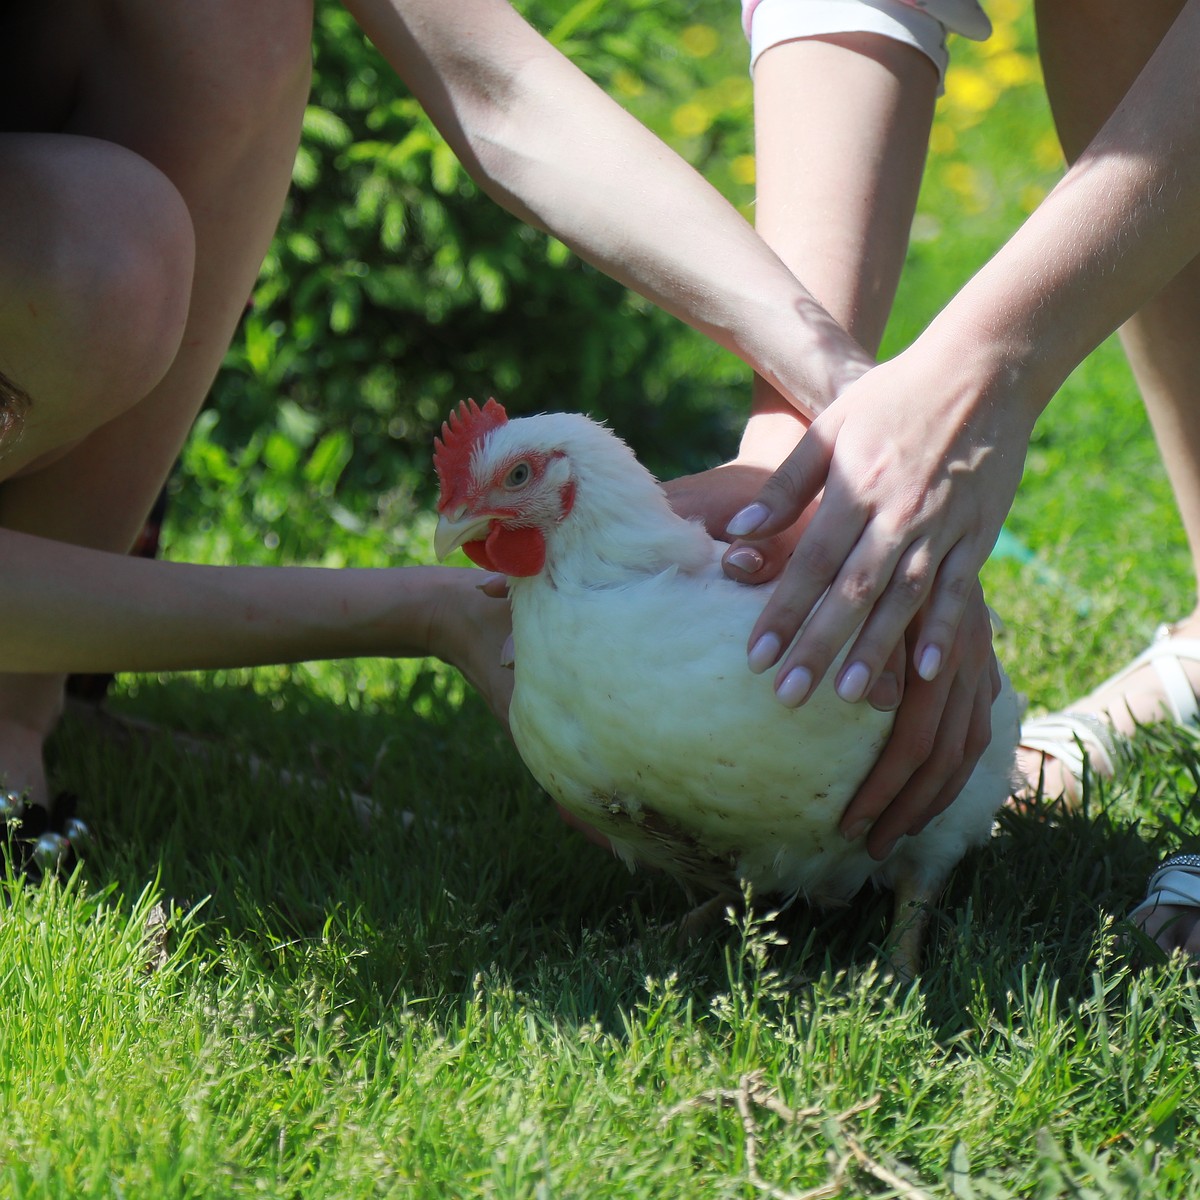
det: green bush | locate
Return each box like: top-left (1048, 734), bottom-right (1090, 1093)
top-left (195, 0), bottom-right (757, 553)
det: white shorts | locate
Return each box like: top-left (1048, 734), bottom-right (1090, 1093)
top-left (742, 0), bottom-right (991, 82)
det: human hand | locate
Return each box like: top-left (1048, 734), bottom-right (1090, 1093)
top-left (727, 344), bottom-right (1032, 707)
top-left (457, 572), bottom-right (613, 849)
top-left (663, 400), bottom-right (904, 713)
top-left (838, 583), bottom-right (999, 859)
top-left (426, 570), bottom-right (516, 735)
top-left (661, 401), bottom-right (814, 583)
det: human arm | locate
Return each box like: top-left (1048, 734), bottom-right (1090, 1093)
top-left (0, 530), bottom-right (513, 719)
top-left (341, 0), bottom-right (873, 418)
top-left (731, 0), bottom-right (1200, 705)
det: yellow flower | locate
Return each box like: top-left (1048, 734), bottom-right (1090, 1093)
top-left (612, 68), bottom-right (645, 98)
top-left (986, 51), bottom-right (1040, 88)
top-left (988, 0), bottom-right (1024, 25)
top-left (709, 75), bottom-right (753, 110)
top-left (681, 24), bottom-right (719, 58)
top-left (944, 66), bottom-right (1000, 113)
top-left (671, 102), bottom-right (712, 138)
top-left (941, 161), bottom-right (987, 212)
top-left (978, 23), bottom-right (1017, 56)
top-left (730, 154), bottom-right (756, 186)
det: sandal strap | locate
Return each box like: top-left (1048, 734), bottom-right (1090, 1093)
top-left (1129, 852), bottom-right (1200, 926)
top-left (1019, 710), bottom-right (1121, 781)
top-left (1095, 624), bottom-right (1200, 726)
top-left (1142, 625), bottom-right (1200, 724)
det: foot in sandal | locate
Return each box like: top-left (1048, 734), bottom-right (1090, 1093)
top-left (1018, 616), bottom-right (1200, 801)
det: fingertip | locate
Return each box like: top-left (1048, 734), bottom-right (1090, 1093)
top-left (836, 661), bottom-right (871, 705)
top-left (477, 572), bottom-right (509, 598)
top-left (774, 665), bottom-right (813, 707)
top-left (866, 670), bottom-right (901, 712)
top-left (725, 502), bottom-right (771, 538)
top-left (841, 817), bottom-right (871, 843)
top-left (916, 644), bottom-right (942, 682)
top-left (748, 632), bottom-right (782, 675)
top-left (724, 545), bottom-right (765, 577)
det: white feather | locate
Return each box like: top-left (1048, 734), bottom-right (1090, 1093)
top-left (481, 413), bottom-right (1018, 912)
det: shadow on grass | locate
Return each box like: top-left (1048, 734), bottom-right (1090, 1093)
top-left (42, 667), bottom-right (1200, 1044)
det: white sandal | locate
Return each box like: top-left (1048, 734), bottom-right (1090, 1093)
top-left (1020, 623), bottom-right (1200, 797)
top-left (1128, 853), bottom-right (1200, 950)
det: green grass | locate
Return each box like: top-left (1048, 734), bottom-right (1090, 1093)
top-left (9, 4), bottom-right (1200, 1198)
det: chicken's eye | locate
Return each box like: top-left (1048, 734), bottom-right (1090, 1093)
top-left (503, 462), bottom-right (532, 489)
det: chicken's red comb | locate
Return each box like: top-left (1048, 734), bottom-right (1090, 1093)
top-left (433, 397), bottom-right (509, 508)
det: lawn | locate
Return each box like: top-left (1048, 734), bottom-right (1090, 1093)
top-left (5, 2), bottom-right (1200, 1198)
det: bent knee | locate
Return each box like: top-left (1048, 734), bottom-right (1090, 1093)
top-left (0, 136), bottom-right (195, 439)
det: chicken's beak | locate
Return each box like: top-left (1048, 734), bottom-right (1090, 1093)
top-left (434, 508), bottom-right (495, 561)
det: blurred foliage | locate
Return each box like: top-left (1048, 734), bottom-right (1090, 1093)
top-left (194, 0), bottom-right (757, 555)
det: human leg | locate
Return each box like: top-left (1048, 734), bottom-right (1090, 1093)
top-left (727, 26), bottom-right (939, 535)
top-left (0, 0), bottom-right (314, 807)
top-left (1023, 0), bottom-right (1200, 954)
top-left (1019, 0), bottom-right (1200, 801)
top-left (751, 29), bottom-right (938, 355)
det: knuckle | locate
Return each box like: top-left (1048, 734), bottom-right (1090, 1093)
top-left (939, 570), bottom-right (976, 607)
top-left (794, 537), bottom-right (841, 582)
top-left (886, 569), bottom-right (929, 611)
top-left (837, 568), bottom-right (878, 610)
top-left (904, 726), bottom-right (939, 765)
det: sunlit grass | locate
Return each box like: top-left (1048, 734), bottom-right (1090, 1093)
top-left (11, 2), bottom-right (1200, 1196)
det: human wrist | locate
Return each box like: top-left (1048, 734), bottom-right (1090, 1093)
top-left (737, 282), bottom-right (872, 420)
top-left (915, 298), bottom-right (1056, 437)
top-left (737, 386), bottom-right (812, 469)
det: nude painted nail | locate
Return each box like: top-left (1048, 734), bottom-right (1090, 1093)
top-left (775, 666), bottom-right (813, 707)
top-left (748, 632), bottom-right (782, 674)
top-left (725, 502), bottom-right (770, 538)
top-left (725, 546), bottom-right (765, 575)
top-left (837, 661), bottom-right (870, 704)
top-left (917, 645), bottom-right (942, 681)
top-left (842, 818), bottom-right (870, 843)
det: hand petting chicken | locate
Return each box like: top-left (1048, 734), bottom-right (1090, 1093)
top-left (433, 399), bottom-right (1018, 972)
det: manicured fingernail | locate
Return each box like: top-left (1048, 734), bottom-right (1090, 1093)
top-left (500, 634), bottom-right (515, 669)
top-left (725, 502), bottom-right (770, 538)
top-left (775, 666), bottom-right (813, 707)
top-left (748, 633), bottom-right (782, 674)
top-left (725, 546), bottom-right (765, 575)
top-left (837, 661), bottom-right (870, 704)
top-left (917, 645), bottom-right (942, 681)
top-left (842, 819), bottom-right (870, 843)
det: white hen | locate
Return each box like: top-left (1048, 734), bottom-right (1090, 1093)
top-left (434, 399), bottom-right (1018, 969)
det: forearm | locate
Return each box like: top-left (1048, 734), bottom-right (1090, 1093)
top-left (0, 530), bottom-right (455, 673)
top-left (344, 0), bottom-right (871, 417)
top-left (923, 0), bottom-right (1200, 415)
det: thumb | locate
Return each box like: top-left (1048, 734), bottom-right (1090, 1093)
top-left (724, 421), bottom-right (834, 541)
top-left (722, 532), bottom-right (792, 584)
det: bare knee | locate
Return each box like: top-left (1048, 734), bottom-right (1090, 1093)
top-left (0, 135), bottom-right (196, 449)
